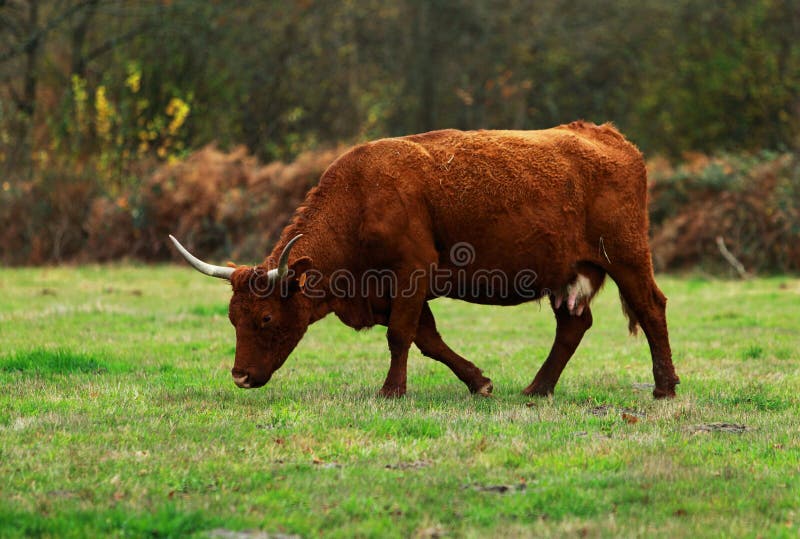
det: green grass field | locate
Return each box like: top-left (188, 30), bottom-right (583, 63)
top-left (1, 267), bottom-right (798, 538)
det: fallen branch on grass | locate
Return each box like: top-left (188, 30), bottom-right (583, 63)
top-left (716, 236), bottom-right (751, 279)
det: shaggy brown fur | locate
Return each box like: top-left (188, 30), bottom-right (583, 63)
top-left (218, 121), bottom-right (679, 398)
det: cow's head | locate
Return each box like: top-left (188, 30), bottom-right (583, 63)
top-left (170, 235), bottom-right (314, 389)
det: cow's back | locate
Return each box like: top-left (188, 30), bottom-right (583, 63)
top-left (406, 124), bottom-right (644, 281)
top-left (404, 122), bottom-right (642, 211)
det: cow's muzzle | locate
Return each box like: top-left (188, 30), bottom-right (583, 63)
top-left (231, 369), bottom-right (268, 389)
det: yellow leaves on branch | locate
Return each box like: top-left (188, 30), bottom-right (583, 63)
top-left (94, 86), bottom-right (115, 140)
top-left (125, 63), bottom-right (141, 94)
top-left (71, 75), bottom-right (89, 135)
top-left (157, 97), bottom-right (190, 160)
top-left (68, 67), bottom-right (189, 163)
top-left (165, 97), bottom-right (190, 136)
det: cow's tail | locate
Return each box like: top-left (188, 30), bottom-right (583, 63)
top-left (620, 292), bottom-right (640, 335)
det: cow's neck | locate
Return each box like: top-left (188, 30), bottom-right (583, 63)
top-left (265, 186), bottom-right (360, 322)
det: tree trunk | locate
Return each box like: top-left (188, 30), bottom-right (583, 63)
top-left (9, 0), bottom-right (40, 178)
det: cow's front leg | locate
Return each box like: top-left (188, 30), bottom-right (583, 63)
top-left (380, 294), bottom-right (425, 398)
top-left (415, 302), bottom-right (492, 395)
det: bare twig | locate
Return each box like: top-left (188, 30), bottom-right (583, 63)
top-left (715, 236), bottom-right (751, 279)
top-left (83, 20), bottom-right (150, 64)
top-left (0, 0), bottom-right (97, 64)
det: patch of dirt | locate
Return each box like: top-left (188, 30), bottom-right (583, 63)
top-left (385, 460), bottom-right (432, 470)
top-left (465, 482), bottom-right (527, 494)
top-left (690, 423), bottom-right (750, 433)
top-left (414, 525), bottom-right (448, 539)
top-left (588, 404), bottom-right (613, 417)
top-left (312, 458), bottom-right (341, 469)
top-left (587, 405), bottom-right (645, 423)
top-left (46, 489), bottom-right (78, 499)
top-left (207, 530), bottom-right (300, 539)
top-left (572, 431), bottom-right (613, 440)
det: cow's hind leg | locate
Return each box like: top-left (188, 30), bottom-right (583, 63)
top-left (608, 263), bottom-right (680, 399)
top-left (523, 300), bottom-right (593, 396)
top-left (414, 302), bottom-right (493, 396)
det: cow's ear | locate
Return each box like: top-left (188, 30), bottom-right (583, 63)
top-left (288, 256), bottom-right (314, 292)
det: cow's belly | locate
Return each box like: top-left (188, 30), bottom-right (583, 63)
top-left (429, 263), bottom-right (554, 305)
top-left (427, 208), bottom-right (588, 304)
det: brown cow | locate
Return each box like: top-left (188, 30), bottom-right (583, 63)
top-left (170, 122), bottom-right (680, 399)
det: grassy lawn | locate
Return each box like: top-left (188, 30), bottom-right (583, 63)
top-left (1, 266), bottom-right (798, 538)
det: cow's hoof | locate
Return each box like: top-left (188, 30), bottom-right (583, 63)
top-left (522, 383), bottom-right (554, 397)
top-left (378, 385), bottom-right (406, 398)
top-left (653, 387), bottom-right (677, 399)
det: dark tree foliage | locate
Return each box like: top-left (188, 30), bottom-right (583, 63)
top-left (1, 0), bottom-right (799, 174)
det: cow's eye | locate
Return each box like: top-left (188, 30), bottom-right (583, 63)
top-left (261, 314), bottom-right (272, 326)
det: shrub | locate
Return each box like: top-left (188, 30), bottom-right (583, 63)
top-left (2, 146), bottom-right (798, 275)
top-left (0, 168), bottom-right (98, 264)
top-left (648, 152), bottom-right (800, 274)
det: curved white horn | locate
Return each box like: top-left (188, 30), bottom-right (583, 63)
top-left (266, 234), bottom-right (303, 281)
top-left (168, 235), bottom-right (235, 280)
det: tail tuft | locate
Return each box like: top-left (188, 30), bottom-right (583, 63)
top-left (620, 292), bottom-right (639, 335)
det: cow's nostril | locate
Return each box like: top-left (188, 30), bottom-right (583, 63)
top-left (232, 371), bottom-right (250, 388)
